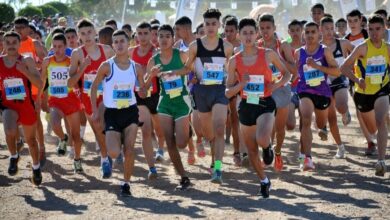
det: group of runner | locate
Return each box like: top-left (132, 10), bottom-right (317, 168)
top-left (0, 3), bottom-right (389, 198)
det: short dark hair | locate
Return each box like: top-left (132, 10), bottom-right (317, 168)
top-left (104, 19), bottom-right (117, 28)
top-left (52, 33), bottom-right (67, 45)
top-left (368, 14), bottom-right (385, 26)
top-left (51, 27), bottom-right (65, 36)
top-left (225, 17), bottom-right (238, 29)
top-left (324, 13), bottom-right (333, 18)
top-left (374, 9), bottom-right (388, 18)
top-left (288, 19), bottom-right (302, 29)
top-left (203, 8), bottom-right (222, 20)
top-left (77, 19), bottom-right (94, 30)
top-left (65, 27), bottom-right (77, 35)
top-left (304, 21), bottom-right (319, 29)
top-left (196, 23), bottom-right (204, 34)
top-left (362, 15), bottom-right (367, 23)
top-left (238, 17), bottom-right (257, 32)
top-left (336, 18), bottom-right (347, 25)
top-left (311, 3), bottom-right (324, 12)
top-left (112, 29), bottom-right (129, 40)
top-left (151, 23), bottom-right (160, 31)
top-left (175, 16), bottom-right (192, 26)
top-left (149, 18), bottom-right (160, 25)
top-left (347, 9), bottom-right (362, 19)
top-left (136, 21), bottom-right (151, 30)
top-left (320, 17), bottom-right (334, 26)
top-left (4, 31), bottom-right (21, 42)
top-left (14, 17), bottom-right (29, 26)
top-left (158, 24), bottom-right (174, 36)
top-left (29, 24), bottom-right (37, 32)
top-left (35, 29), bottom-right (42, 38)
top-left (98, 26), bottom-right (114, 39)
top-left (122, 24), bottom-right (132, 32)
top-left (258, 13), bottom-right (275, 25)
top-left (222, 14), bottom-right (234, 25)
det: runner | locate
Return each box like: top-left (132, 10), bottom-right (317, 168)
top-left (91, 30), bottom-right (141, 196)
top-left (0, 31), bottom-right (43, 185)
top-left (226, 18), bottom-right (290, 197)
top-left (336, 18), bottom-right (348, 38)
top-left (341, 15), bottom-right (389, 176)
top-left (146, 24), bottom-right (192, 190)
top-left (310, 3), bottom-right (325, 25)
top-left (295, 22), bottom-right (340, 171)
top-left (68, 19), bottom-right (114, 176)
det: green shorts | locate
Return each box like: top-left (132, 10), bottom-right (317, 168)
top-left (157, 95), bottom-right (192, 120)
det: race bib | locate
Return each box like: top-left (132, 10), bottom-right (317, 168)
top-left (243, 75), bottom-right (264, 105)
top-left (113, 83), bottom-right (132, 109)
top-left (303, 62), bottom-right (325, 87)
top-left (270, 65), bottom-right (281, 81)
top-left (83, 73), bottom-right (103, 96)
top-left (201, 63), bottom-right (224, 85)
top-left (4, 78), bottom-right (26, 100)
top-left (366, 56), bottom-right (386, 85)
top-left (49, 67), bottom-right (69, 98)
top-left (162, 74), bottom-right (183, 99)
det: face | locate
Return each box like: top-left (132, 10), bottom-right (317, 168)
top-left (320, 22), bottom-right (335, 40)
top-left (347, 16), bottom-right (362, 32)
top-left (0, 35), bottom-right (4, 52)
top-left (259, 21), bottom-right (275, 41)
top-left (52, 40), bottom-right (66, 57)
top-left (204, 18), bottom-right (220, 37)
top-left (196, 26), bottom-right (205, 38)
top-left (4, 36), bottom-right (20, 55)
top-left (288, 24), bottom-right (303, 41)
top-left (65, 32), bottom-right (78, 48)
top-left (112, 34), bottom-right (129, 55)
top-left (239, 25), bottom-right (257, 47)
top-left (174, 25), bottom-right (186, 39)
top-left (78, 26), bottom-right (96, 46)
top-left (304, 25), bottom-right (320, 44)
top-left (151, 29), bottom-right (158, 44)
top-left (224, 25), bottom-right (238, 42)
top-left (14, 23), bottom-right (29, 39)
top-left (368, 22), bottom-right (385, 42)
top-left (136, 27), bottom-right (151, 46)
top-left (311, 8), bottom-right (324, 24)
top-left (158, 30), bottom-right (174, 50)
top-left (336, 21), bottom-right (347, 34)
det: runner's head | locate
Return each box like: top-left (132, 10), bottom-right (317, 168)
top-left (151, 24), bottom-right (159, 46)
top-left (368, 15), bottom-right (385, 43)
top-left (13, 17), bottom-right (29, 40)
top-left (112, 30), bottom-right (129, 55)
top-left (303, 22), bottom-right (320, 45)
top-left (136, 21), bottom-right (152, 46)
top-left (174, 16), bottom-right (192, 40)
top-left (373, 9), bottom-right (387, 21)
top-left (310, 3), bottom-right (325, 25)
top-left (238, 17), bottom-right (257, 47)
top-left (98, 26), bottom-right (114, 46)
top-left (51, 33), bottom-right (67, 57)
top-left (362, 16), bottom-right (367, 29)
top-left (157, 24), bottom-right (174, 50)
top-left (3, 31), bottom-right (21, 55)
top-left (0, 31), bottom-right (5, 52)
top-left (77, 19), bottom-right (96, 46)
top-left (122, 24), bottom-right (133, 40)
top-left (320, 17), bottom-right (335, 41)
top-left (104, 19), bottom-right (118, 30)
top-left (196, 23), bottom-right (205, 38)
top-left (258, 13), bottom-right (275, 41)
top-left (346, 9), bottom-right (363, 33)
top-left (65, 27), bottom-right (78, 49)
top-left (288, 19), bottom-right (303, 42)
top-left (203, 8), bottom-right (222, 37)
top-left (335, 18), bottom-right (347, 36)
top-left (224, 16), bottom-right (238, 43)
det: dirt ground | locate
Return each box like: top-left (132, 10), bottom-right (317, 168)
top-left (0, 98), bottom-right (389, 219)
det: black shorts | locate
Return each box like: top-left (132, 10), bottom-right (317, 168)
top-left (135, 92), bottom-right (159, 114)
top-left (330, 76), bottom-right (348, 96)
top-left (353, 84), bottom-right (390, 113)
top-left (298, 92), bottom-right (331, 110)
top-left (193, 84), bottom-right (228, 113)
top-left (238, 97), bottom-right (276, 126)
top-left (104, 104), bottom-right (139, 133)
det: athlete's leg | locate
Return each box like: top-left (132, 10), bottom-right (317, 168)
top-left (211, 104), bottom-right (228, 163)
top-left (2, 109), bottom-right (19, 156)
top-left (328, 97), bottom-right (342, 145)
top-left (123, 124), bottom-right (138, 182)
top-left (373, 96), bottom-right (389, 161)
top-left (299, 98), bottom-right (315, 156)
top-left (50, 107), bottom-right (66, 140)
top-left (151, 113), bottom-right (165, 149)
top-left (334, 88), bottom-right (349, 114)
top-left (138, 105), bottom-right (155, 167)
top-left (65, 111), bottom-right (82, 160)
top-left (286, 102), bottom-right (297, 131)
top-left (274, 106), bottom-right (289, 153)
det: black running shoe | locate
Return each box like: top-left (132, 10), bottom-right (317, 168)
top-left (258, 180), bottom-right (271, 199)
top-left (175, 177), bottom-right (191, 190)
top-left (8, 156), bottom-right (19, 176)
top-left (31, 168), bottom-right (42, 186)
top-left (262, 145), bottom-right (274, 165)
top-left (121, 183), bottom-right (131, 197)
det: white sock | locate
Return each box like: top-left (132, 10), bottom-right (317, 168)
top-left (80, 126), bottom-right (86, 138)
top-left (337, 144), bottom-right (344, 148)
top-left (32, 163), bottom-right (40, 170)
top-left (369, 133), bottom-right (376, 142)
top-left (101, 156), bottom-right (109, 164)
top-left (260, 177), bottom-right (269, 184)
top-left (11, 153), bottom-right (19, 159)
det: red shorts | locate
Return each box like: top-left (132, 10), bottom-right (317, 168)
top-left (80, 93), bottom-right (103, 115)
top-left (49, 92), bottom-right (82, 116)
top-left (1, 100), bottom-right (37, 126)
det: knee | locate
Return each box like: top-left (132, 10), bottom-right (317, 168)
top-left (301, 117), bottom-right (312, 127)
top-left (214, 121), bottom-right (225, 137)
top-left (107, 147), bottom-right (121, 159)
top-left (176, 137), bottom-right (189, 149)
top-left (286, 123), bottom-right (295, 131)
top-left (123, 147), bottom-right (135, 158)
top-left (24, 136), bottom-right (37, 146)
top-left (256, 135), bottom-right (270, 148)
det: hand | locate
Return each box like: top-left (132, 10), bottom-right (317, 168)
top-left (190, 76), bottom-right (198, 84)
top-left (151, 64), bottom-right (162, 77)
top-left (138, 87), bottom-right (147, 98)
top-left (306, 57), bottom-right (318, 69)
top-left (267, 81), bottom-right (278, 92)
top-left (357, 78), bottom-right (366, 90)
top-left (16, 60), bottom-right (29, 75)
top-left (239, 74), bottom-right (250, 88)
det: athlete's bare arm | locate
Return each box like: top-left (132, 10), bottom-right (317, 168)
top-left (340, 43), bottom-right (368, 86)
top-left (267, 49), bottom-right (291, 91)
top-left (225, 55), bottom-right (243, 99)
top-left (68, 49), bottom-right (89, 87)
top-left (20, 56), bottom-right (43, 89)
top-left (173, 40), bottom-right (197, 76)
top-left (91, 61), bottom-right (109, 114)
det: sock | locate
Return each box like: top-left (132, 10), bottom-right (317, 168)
top-left (11, 153), bottom-right (19, 159)
top-left (260, 177), bottom-right (269, 184)
top-left (214, 160), bottom-right (222, 171)
top-left (101, 157), bottom-right (109, 164)
top-left (80, 126), bottom-right (86, 138)
top-left (337, 144), bottom-right (344, 148)
top-left (32, 163), bottom-right (40, 170)
top-left (369, 133), bottom-right (376, 142)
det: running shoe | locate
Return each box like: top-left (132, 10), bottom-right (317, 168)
top-left (56, 134), bottom-right (68, 156)
top-left (121, 183), bottom-right (131, 197)
top-left (334, 144), bottom-right (346, 159)
top-left (298, 153), bottom-right (305, 170)
top-left (155, 148), bottom-right (164, 162)
top-left (233, 152), bottom-right (241, 167)
top-left (262, 145), bottom-right (274, 165)
top-left (258, 180), bottom-right (271, 199)
top-left (342, 111), bottom-right (351, 126)
top-left (31, 168), bottom-right (42, 186)
top-left (73, 159), bottom-right (83, 174)
top-left (148, 167), bottom-right (158, 180)
top-left (187, 150), bottom-right (195, 165)
top-left (318, 127), bottom-right (328, 141)
top-left (303, 157), bottom-right (315, 171)
top-left (175, 177), bottom-right (191, 190)
top-left (196, 142), bottom-right (206, 158)
top-left (211, 170), bottom-right (223, 184)
top-left (365, 142), bottom-right (376, 156)
top-left (208, 165), bottom-right (214, 176)
top-left (274, 153), bottom-right (283, 172)
top-left (8, 156), bottom-right (19, 176)
top-left (101, 160), bottom-right (112, 179)
top-left (375, 160), bottom-right (387, 177)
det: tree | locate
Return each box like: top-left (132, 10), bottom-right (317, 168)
top-left (39, 5), bottom-right (59, 17)
top-left (18, 5), bottom-right (43, 18)
top-left (0, 3), bottom-right (15, 23)
top-left (44, 2), bottom-right (69, 15)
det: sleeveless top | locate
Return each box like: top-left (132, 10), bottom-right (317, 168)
top-left (344, 29), bottom-right (368, 47)
top-left (259, 39), bottom-right (285, 82)
top-left (132, 45), bottom-right (159, 95)
top-left (103, 57), bottom-right (137, 109)
top-left (81, 44), bottom-right (106, 96)
top-left (355, 39), bottom-right (390, 95)
top-left (19, 37), bottom-right (39, 96)
top-left (47, 56), bottom-right (73, 99)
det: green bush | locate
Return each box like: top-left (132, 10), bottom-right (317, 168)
top-left (0, 3), bottom-right (15, 23)
top-left (44, 2), bottom-right (69, 15)
top-left (39, 4), bottom-right (59, 17)
top-left (18, 5), bottom-right (43, 18)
